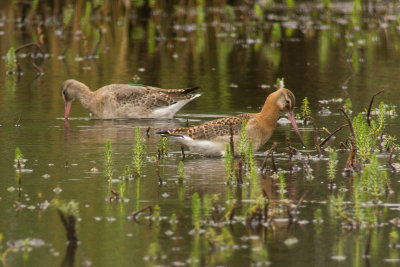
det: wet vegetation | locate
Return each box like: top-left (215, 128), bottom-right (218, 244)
top-left (1, 0), bottom-right (400, 266)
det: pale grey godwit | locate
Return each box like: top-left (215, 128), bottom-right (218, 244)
top-left (61, 79), bottom-right (200, 119)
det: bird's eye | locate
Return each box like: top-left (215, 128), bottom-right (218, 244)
top-left (63, 91), bottom-right (66, 95)
top-left (286, 100), bottom-right (290, 106)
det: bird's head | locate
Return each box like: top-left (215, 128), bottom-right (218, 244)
top-left (274, 88), bottom-right (305, 147)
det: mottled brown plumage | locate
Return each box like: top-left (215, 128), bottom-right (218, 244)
top-left (61, 79), bottom-right (200, 119)
top-left (158, 88), bottom-right (305, 156)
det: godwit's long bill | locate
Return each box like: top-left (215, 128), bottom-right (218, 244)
top-left (61, 79), bottom-right (200, 119)
top-left (158, 88), bottom-right (305, 156)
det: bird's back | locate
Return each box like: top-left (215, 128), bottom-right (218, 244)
top-left (160, 113), bottom-right (255, 140)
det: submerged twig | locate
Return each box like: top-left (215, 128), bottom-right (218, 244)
top-left (222, 204), bottom-right (242, 223)
top-left (15, 42), bottom-right (43, 54)
top-left (338, 108), bottom-right (358, 171)
top-left (260, 142), bottom-right (278, 174)
top-left (155, 158), bottom-right (163, 185)
top-left (57, 210), bottom-right (78, 243)
top-left (229, 123), bottom-right (235, 157)
top-left (146, 127), bottom-right (150, 137)
top-left (366, 89), bottom-right (385, 126)
top-left (181, 145), bottom-right (185, 161)
top-left (130, 205), bottom-right (153, 221)
top-left (319, 124), bottom-right (348, 147)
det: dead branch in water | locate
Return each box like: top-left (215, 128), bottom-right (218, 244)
top-left (155, 158), bottom-right (163, 185)
top-left (260, 142), bottom-right (278, 173)
top-left (319, 124), bottom-right (348, 147)
top-left (229, 123), bottom-right (235, 156)
top-left (181, 145), bottom-right (185, 161)
top-left (15, 42), bottom-right (44, 54)
top-left (130, 205), bottom-right (153, 221)
top-left (366, 89), bottom-right (385, 126)
top-left (338, 108), bottom-right (358, 171)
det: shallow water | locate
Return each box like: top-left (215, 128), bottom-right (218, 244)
top-left (1, 1), bottom-right (400, 266)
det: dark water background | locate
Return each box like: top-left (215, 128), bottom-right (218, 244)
top-left (1, 0), bottom-right (400, 266)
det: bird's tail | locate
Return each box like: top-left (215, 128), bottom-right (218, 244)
top-left (156, 131), bottom-right (184, 138)
top-left (182, 86), bottom-right (200, 94)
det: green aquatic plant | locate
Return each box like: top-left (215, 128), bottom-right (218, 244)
top-left (254, 4), bottom-right (263, 21)
top-left (245, 141), bottom-right (258, 184)
top-left (352, 0), bottom-right (362, 26)
top-left (118, 180), bottom-right (126, 199)
top-left (31, 0), bottom-right (39, 13)
top-left (178, 161), bottom-right (184, 183)
top-left (153, 204), bottom-right (161, 221)
top-left (123, 164), bottom-right (131, 179)
top-left (327, 149), bottom-right (337, 185)
top-left (300, 97), bottom-right (311, 120)
top-left (278, 171), bottom-right (287, 199)
top-left (159, 136), bottom-right (168, 155)
top-left (352, 173), bottom-right (364, 225)
top-left (5, 46), bottom-right (17, 74)
top-left (84, 1), bottom-right (91, 24)
top-left (352, 111), bottom-right (383, 162)
top-left (62, 5), bottom-right (74, 25)
top-left (344, 98), bottom-right (352, 113)
top-left (314, 208), bottom-right (323, 225)
top-left (359, 154), bottom-right (389, 198)
top-left (389, 229), bottom-right (399, 248)
top-left (192, 192), bottom-right (201, 231)
top-left (239, 120), bottom-right (248, 156)
top-left (104, 139), bottom-right (113, 180)
top-left (132, 126), bottom-right (146, 176)
top-left (203, 194), bottom-right (212, 219)
top-left (287, 0), bottom-right (294, 10)
top-left (271, 23), bottom-right (282, 42)
top-left (15, 147), bottom-right (23, 168)
top-left (246, 195), bottom-right (266, 224)
top-left (322, 0), bottom-right (330, 10)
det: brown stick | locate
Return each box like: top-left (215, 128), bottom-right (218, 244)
top-left (15, 42), bottom-right (43, 54)
top-left (155, 158), bottom-right (163, 185)
top-left (229, 123), bottom-right (235, 156)
top-left (236, 158), bottom-right (243, 184)
top-left (319, 124), bottom-right (348, 147)
top-left (304, 116), bottom-right (320, 155)
top-left (130, 205), bottom-right (153, 221)
top-left (111, 189), bottom-right (120, 199)
top-left (181, 145), bottom-right (185, 161)
top-left (338, 109), bottom-right (356, 141)
top-left (222, 205), bottom-right (242, 222)
top-left (260, 142), bottom-right (278, 173)
top-left (30, 57), bottom-right (44, 75)
top-left (338, 108), bottom-right (358, 170)
top-left (367, 89), bottom-right (385, 126)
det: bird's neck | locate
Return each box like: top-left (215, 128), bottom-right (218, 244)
top-left (73, 83), bottom-right (93, 109)
top-left (256, 95), bottom-right (281, 130)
